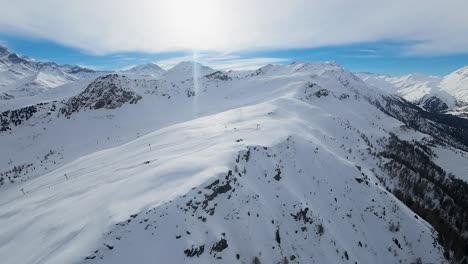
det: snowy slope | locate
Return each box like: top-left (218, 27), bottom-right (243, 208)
top-left (0, 82), bottom-right (445, 264)
top-left (440, 66), bottom-right (468, 106)
top-left (82, 137), bottom-right (442, 264)
top-left (2, 60), bottom-right (467, 264)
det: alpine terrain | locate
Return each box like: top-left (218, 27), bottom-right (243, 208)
top-left (1, 46), bottom-right (468, 264)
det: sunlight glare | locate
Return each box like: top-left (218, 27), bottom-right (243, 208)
top-left (164, 0), bottom-right (223, 47)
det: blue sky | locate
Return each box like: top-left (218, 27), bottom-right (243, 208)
top-left (2, 33), bottom-right (467, 76)
top-left (1, 0), bottom-right (468, 76)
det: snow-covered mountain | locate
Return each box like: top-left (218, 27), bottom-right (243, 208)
top-left (120, 63), bottom-right (166, 78)
top-left (440, 66), bottom-right (468, 116)
top-left (358, 67), bottom-right (468, 118)
top-left (163, 61), bottom-right (217, 81)
top-left (1, 56), bottom-right (468, 264)
top-left (357, 73), bottom-right (442, 101)
top-left (0, 45), bottom-right (106, 99)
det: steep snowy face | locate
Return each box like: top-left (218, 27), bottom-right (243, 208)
top-left (392, 74), bottom-right (443, 104)
top-left (440, 66), bottom-right (468, 104)
top-left (120, 63), bottom-right (166, 78)
top-left (0, 45), bottom-right (31, 65)
top-left (1, 60), bottom-right (467, 264)
top-left (0, 46), bottom-right (35, 90)
top-left (0, 45), bottom-right (105, 98)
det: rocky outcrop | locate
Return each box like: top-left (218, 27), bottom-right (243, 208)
top-left (60, 74), bottom-right (142, 117)
top-left (421, 96), bottom-right (449, 113)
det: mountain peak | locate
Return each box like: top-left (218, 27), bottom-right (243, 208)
top-left (250, 61), bottom-right (345, 77)
top-left (288, 61), bottom-right (342, 71)
top-left (121, 63), bottom-right (166, 76)
top-left (164, 61), bottom-right (216, 80)
top-left (0, 44), bottom-right (10, 56)
top-left (440, 65), bottom-right (468, 103)
top-left (171, 61), bottom-right (212, 70)
top-left (128, 62), bottom-right (163, 70)
top-left (0, 45), bottom-right (33, 64)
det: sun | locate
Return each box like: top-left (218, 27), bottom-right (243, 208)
top-left (163, 0), bottom-right (224, 47)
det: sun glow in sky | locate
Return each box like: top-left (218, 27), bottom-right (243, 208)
top-left (1, 0), bottom-right (468, 75)
top-left (164, 0), bottom-right (225, 47)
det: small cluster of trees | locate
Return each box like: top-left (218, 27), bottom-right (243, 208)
top-left (0, 105), bottom-right (38, 131)
top-left (0, 163), bottom-right (34, 185)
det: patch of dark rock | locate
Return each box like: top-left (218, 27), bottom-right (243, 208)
top-left (314, 89), bottom-right (329, 98)
top-left (202, 181), bottom-right (232, 209)
top-left (104, 244), bottom-right (114, 250)
top-left (291, 207), bottom-right (313, 224)
top-left (211, 238), bottom-right (228, 253)
top-left (273, 168), bottom-right (282, 181)
top-left (205, 179), bottom-right (220, 189)
top-left (275, 228), bottom-right (281, 244)
top-left (184, 245), bottom-right (205, 257)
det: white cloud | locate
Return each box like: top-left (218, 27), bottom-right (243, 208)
top-left (156, 53), bottom-right (290, 71)
top-left (118, 57), bottom-right (137, 61)
top-left (0, 0), bottom-right (467, 55)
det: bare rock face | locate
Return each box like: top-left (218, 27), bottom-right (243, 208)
top-left (204, 71), bottom-right (232, 81)
top-left (60, 74), bottom-right (142, 117)
top-left (421, 96), bottom-right (449, 113)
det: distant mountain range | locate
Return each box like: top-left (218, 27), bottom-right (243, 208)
top-left (358, 67), bottom-right (468, 118)
top-left (0, 45), bottom-right (107, 99)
